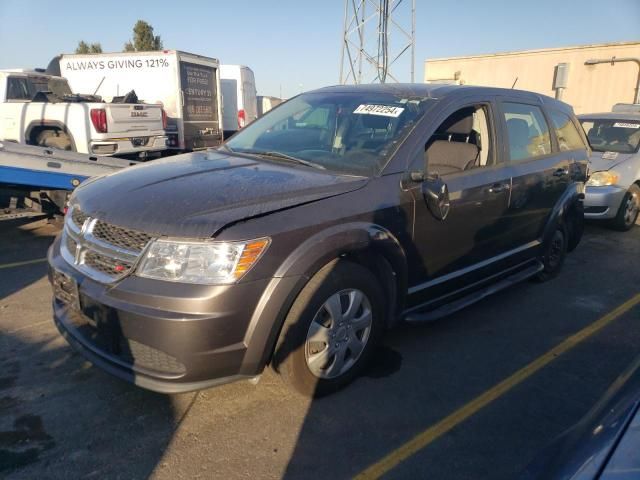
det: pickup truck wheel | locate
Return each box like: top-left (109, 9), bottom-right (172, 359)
top-left (534, 224), bottom-right (567, 282)
top-left (610, 185), bottom-right (640, 231)
top-left (36, 130), bottom-right (73, 151)
top-left (273, 260), bottom-right (384, 397)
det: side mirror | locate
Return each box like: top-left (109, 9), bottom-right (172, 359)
top-left (422, 173), bottom-right (450, 220)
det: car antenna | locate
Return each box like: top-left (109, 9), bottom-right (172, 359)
top-left (93, 76), bottom-right (105, 96)
top-left (511, 77), bottom-right (518, 89)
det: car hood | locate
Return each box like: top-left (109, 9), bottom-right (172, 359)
top-left (521, 356), bottom-right (640, 480)
top-left (588, 151), bottom-right (634, 172)
top-left (71, 150), bottom-right (367, 238)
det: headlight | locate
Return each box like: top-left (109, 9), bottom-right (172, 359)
top-left (586, 171), bottom-right (619, 187)
top-left (137, 238), bottom-right (270, 284)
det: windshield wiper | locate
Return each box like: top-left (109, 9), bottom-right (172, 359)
top-left (240, 150), bottom-right (326, 170)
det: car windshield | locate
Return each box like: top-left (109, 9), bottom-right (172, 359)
top-left (580, 118), bottom-right (640, 154)
top-left (224, 91), bottom-right (432, 176)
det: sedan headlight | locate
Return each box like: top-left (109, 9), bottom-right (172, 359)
top-left (586, 171), bottom-right (619, 187)
top-left (137, 238), bottom-right (270, 284)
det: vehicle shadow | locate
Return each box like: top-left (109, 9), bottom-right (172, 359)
top-left (0, 218), bottom-right (57, 302)
top-left (0, 326), bottom-right (192, 479)
top-left (0, 218), bottom-right (191, 479)
top-left (274, 207), bottom-right (640, 479)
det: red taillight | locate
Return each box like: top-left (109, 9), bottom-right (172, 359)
top-left (238, 109), bottom-right (246, 129)
top-left (161, 109), bottom-right (168, 130)
top-left (90, 108), bottom-right (108, 133)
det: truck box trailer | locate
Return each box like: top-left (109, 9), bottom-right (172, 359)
top-left (57, 50), bottom-right (223, 151)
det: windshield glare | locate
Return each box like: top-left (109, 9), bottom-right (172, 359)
top-left (580, 119), bottom-right (640, 154)
top-left (225, 92), bottom-right (431, 175)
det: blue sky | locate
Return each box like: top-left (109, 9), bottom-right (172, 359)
top-left (0, 0), bottom-right (638, 97)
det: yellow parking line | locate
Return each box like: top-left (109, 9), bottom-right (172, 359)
top-left (0, 258), bottom-right (47, 270)
top-left (354, 292), bottom-right (640, 480)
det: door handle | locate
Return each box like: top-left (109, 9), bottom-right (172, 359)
top-left (489, 182), bottom-right (510, 193)
top-left (553, 167), bottom-right (569, 177)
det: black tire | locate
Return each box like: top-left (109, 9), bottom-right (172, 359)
top-left (272, 259), bottom-right (385, 397)
top-left (610, 184), bottom-right (640, 232)
top-left (36, 130), bottom-right (73, 151)
top-left (534, 224), bottom-right (568, 282)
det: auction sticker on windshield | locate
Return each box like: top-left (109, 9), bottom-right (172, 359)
top-left (353, 104), bottom-right (405, 117)
top-left (613, 122), bottom-right (640, 129)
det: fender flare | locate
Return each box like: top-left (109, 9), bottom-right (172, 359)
top-left (25, 120), bottom-right (77, 151)
top-left (542, 181), bottom-right (585, 245)
top-left (239, 222), bottom-right (408, 374)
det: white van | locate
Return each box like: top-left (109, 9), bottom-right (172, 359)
top-left (220, 65), bottom-right (258, 138)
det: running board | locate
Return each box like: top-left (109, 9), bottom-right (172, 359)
top-left (404, 261), bottom-right (544, 324)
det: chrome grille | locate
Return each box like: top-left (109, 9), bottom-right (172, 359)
top-left (92, 220), bottom-right (151, 253)
top-left (61, 207), bottom-right (152, 283)
top-left (66, 235), bottom-right (77, 256)
top-left (71, 209), bottom-right (88, 228)
top-left (84, 251), bottom-right (134, 277)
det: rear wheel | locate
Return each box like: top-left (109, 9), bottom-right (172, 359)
top-left (534, 224), bottom-right (567, 282)
top-left (36, 130), bottom-right (73, 151)
top-left (610, 184), bottom-right (640, 231)
top-left (273, 260), bottom-right (384, 397)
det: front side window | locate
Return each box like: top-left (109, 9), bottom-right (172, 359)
top-left (550, 110), bottom-right (585, 151)
top-left (425, 105), bottom-right (494, 176)
top-left (225, 92), bottom-right (432, 176)
top-left (503, 102), bottom-right (551, 162)
top-left (580, 119), bottom-right (640, 154)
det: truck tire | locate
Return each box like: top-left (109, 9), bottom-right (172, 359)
top-left (610, 184), bottom-right (640, 231)
top-left (36, 130), bottom-right (73, 151)
top-left (273, 260), bottom-right (385, 397)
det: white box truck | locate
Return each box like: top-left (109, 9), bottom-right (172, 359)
top-left (56, 50), bottom-right (223, 151)
top-left (220, 65), bottom-right (258, 138)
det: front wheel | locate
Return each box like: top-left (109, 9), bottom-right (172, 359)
top-left (534, 224), bottom-right (567, 282)
top-left (273, 260), bottom-right (384, 397)
top-left (610, 184), bottom-right (640, 231)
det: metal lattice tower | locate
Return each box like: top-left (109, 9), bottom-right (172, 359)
top-left (339, 0), bottom-right (416, 85)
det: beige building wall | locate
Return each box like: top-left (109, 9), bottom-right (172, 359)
top-left (424, 42), bottom-right (640, 114)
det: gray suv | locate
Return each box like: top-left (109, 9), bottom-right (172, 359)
top-left (48, 84), bottom-right (589, 397)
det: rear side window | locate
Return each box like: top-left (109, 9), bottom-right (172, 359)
top-left (6, 77), bottom-right (31, 100)
top-left (502, 102), bottom-right (551, 162)
top-left (549, 110), bottom-right (585, 151)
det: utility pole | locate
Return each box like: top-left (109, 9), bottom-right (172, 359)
top-left (339, 0), bottom-right (416, 85)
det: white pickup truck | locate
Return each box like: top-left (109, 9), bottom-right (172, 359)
top-left (0, 69), bottom-right (168, 158)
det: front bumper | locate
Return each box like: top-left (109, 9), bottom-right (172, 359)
top-left (583, 185), bottom-right (626, 219)
top-left (47, 236), bottom-right (296, 394)
top-left (90, 135), bottom-right (168, 156)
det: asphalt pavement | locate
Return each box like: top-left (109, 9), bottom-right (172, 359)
top-left (0, 217), bottom-right (639, 480)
